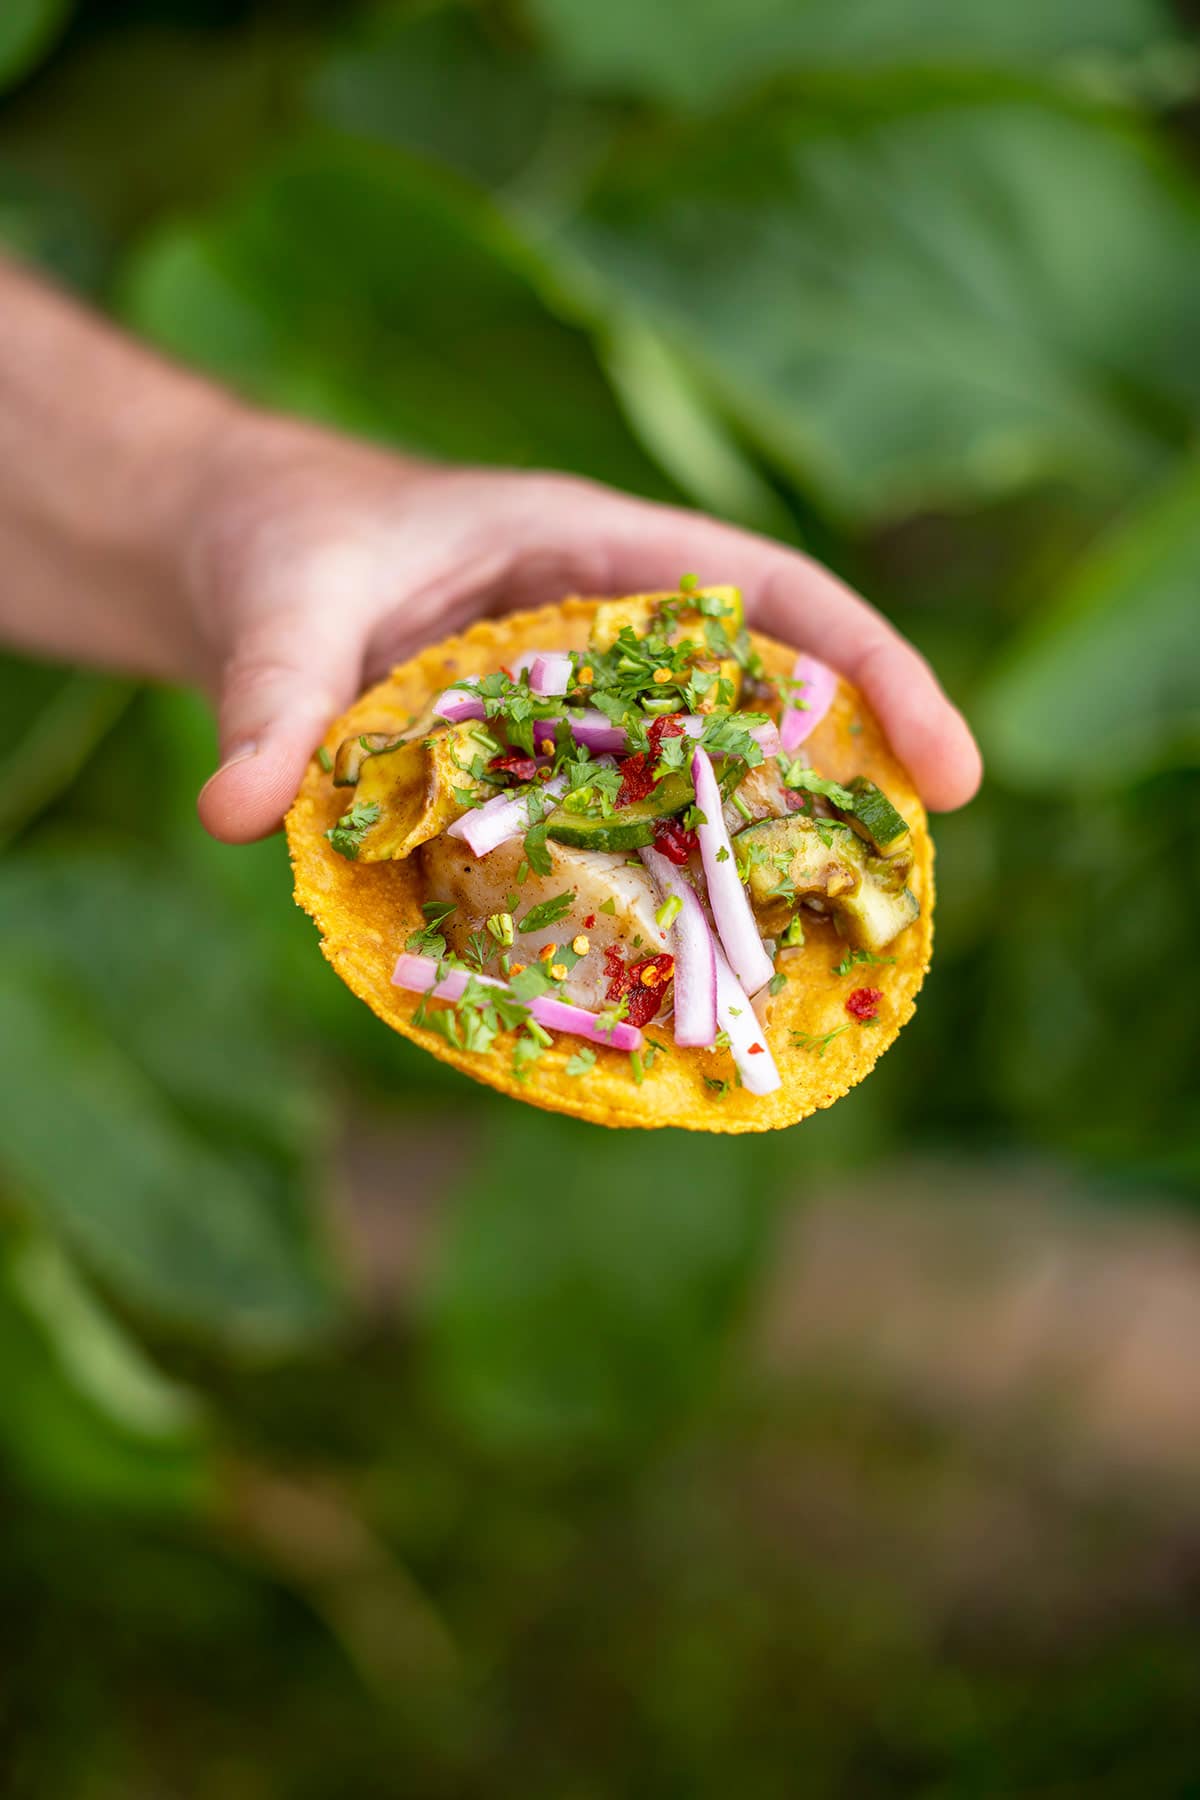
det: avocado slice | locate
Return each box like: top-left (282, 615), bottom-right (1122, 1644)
top-left (735, 814), bottom-right (919, 952)
top-left (546, 770), bottom-right (694, 852)
top-left (329, 721), bottom-right (488, 861)
top-left (842, 776), bottom-right (910, 857)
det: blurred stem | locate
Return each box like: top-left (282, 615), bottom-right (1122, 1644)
top-left (0, 670), bottom-right (135, 851)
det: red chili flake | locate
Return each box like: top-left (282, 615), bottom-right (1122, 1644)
top-left (647, 713), bottom-right (687, 753)
top-left (748, 1043), bottom-right (765, 1055)
top-left (846, 987), bottom-right (883, 1022)
top-left (604, 947), bottom-right (674, 1027)
top-left (652, 816), bottom-right (698, 865)
top-left (616, 751), bottom-right (655, 808)
top-left (616, 716), bottom-right (688, 809)
top-left (488, 750), bottom-right (539, 784)
top-left (583, 914), bottom-right (596, 929)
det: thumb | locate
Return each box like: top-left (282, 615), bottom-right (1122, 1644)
top-left (198, 611), bottom-right (363, 844)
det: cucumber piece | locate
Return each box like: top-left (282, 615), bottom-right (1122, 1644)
top-left (844, 777), bottom-right (910, 856)
top-left (546, 771), bottom-right (693, 852)
top-left (734, 814), bottom-right (918, 952)
top-left (333, 731), bottom-right (405, 787)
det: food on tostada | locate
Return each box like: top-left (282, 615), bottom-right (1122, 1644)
top-left (286, 582), bottom-right (934, 1133)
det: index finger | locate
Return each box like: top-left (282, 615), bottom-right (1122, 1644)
top-left (556, 488), bottom-right (982, 812)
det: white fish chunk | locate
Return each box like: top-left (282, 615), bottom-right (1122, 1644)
top-left (419, 832), bottom-right (668, 1012)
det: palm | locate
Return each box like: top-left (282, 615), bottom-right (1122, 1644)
top-left (193, 423), bottom-right (979, 843)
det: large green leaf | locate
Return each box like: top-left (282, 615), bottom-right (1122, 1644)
top-left (977, 460), bottom-right (1200, 788)
top-left (0, 0), bottom-right (71, 93)
top-left (525, 0), bottom-right (1179, 106)
top-left (123, 135), bottom-right (675, 497)
top-left (546, 88), bottom-right (1200, 521)
top-left (426, 1111), bottom-right (782, 1456)
top-left (312, 3), bottom-right (561, 188)
top-left (0, 850), bottom-right (336, 1347)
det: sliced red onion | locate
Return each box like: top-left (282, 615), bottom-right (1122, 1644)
top-left (567, 708), bottom-right (628, 754)
top-left (446, 773), bottom-right (567, 858)
top-left (392, 953), bottom-right (643, 1053)
top-left (529, 995), bottom-right (643, 1054)
top-left (434, 683), bottom-right (486, 724)
top-left (530, 651), bottom-right (573, 697)
top-left (639, 847), bottom-right (718, 1047)
top-left (691, 745), bottom-right (774, 995)
top-left (780, 654), bottom-right (837, 753)
top-left (712, 941), bottom-right (781, 1097)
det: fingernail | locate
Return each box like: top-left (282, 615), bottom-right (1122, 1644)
top-left (199, 741), bottom-right (258, 799)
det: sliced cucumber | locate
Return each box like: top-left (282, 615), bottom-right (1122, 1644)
top-left (735, 814), bottom-right (918, 952)
top-left (546, 771), bottom-right (694, 852)
top-left (333, 731), bottom-right (405, 787)
top-left (843, 777), bottom-right (910, 856)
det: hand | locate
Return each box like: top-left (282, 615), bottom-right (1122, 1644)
top-left (191, 412), bottom-right (982, 844)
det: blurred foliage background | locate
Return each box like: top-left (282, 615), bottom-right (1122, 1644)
top-left (2, 1), bottom-right (1200, 1794)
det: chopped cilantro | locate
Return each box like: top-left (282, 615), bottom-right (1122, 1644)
top-left (523, 822), bottom-right (552, 877)
top-left (832, 948), bottom-right (896, 978)
top-left (704, 1077), bottom-right (730, 1099)
top-left (777, 755), bottom-right (855, 811)
top-left (325, 800), bottom-right (380, 861)
top-left (509, 964), bottom-right (557, 1003)
top-left (316, 745), bottom-right (333, 773)
top-left (790, 1025), bottom-right (849, 1058)
top-left (768, 971), bottom-right (788, 997)
top-left (594, 994), bottom-right (630, 1037)
top-left (565, 1046), bottom-right (597, 1078)
top-left (518, 891), bottom-right (576, 934)
top-left (512, 1033), bottom-right (546, 1083)
top-left (629, 1050), bottom-right (645, 1086)
top-left (716, 845), bottom-right (730, 863)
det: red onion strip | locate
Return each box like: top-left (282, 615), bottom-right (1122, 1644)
top-left (530, 652), bottom-right (573, 697)
top-left (639, 846), bottom-right (718, 1047)
top-left (434, 683), bottom-right (486, 724)
top-left (446, 774), bottom-right (567, 858)
top-left (711, 940), bottom-right (781, 1097)
top-left (780, 655), bottom-right (837, 753)
top-left (691, 746), bottom-right (774, 995)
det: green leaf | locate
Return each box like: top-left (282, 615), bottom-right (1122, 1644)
top-left (426, 1114), bottom-right (782, 1455)
top-left (0, 850), bottom-right (337, 1347)
top-left (0, 667), bottom-right (134, 851)
top-left (527, 0), bottom-right (1180, 107)
top-left (122, 135), bottom-right (676, 498)
top-left (551, 89), bottom-right (1200, 521)
top-left (0, 0), bottom-right (72, 93)
top-left (978, 459), bottom-right (1200, 788)
top-left (0, 1230), bottom-right (204, 1513)
top-left (311, 3), bottom-right (559, 188)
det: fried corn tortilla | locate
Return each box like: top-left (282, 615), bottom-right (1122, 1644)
top-left (285, 596), bottom-right (933, 1133)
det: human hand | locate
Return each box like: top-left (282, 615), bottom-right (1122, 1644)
top-left (190, 412), bottom-right (982, 844)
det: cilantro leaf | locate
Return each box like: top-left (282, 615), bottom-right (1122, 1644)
top-left (523, 821), bottom-right (552, 877)
top-left (518, 891), bottom-right (576, 933)
top-left (325, 800), bottom-right (380, 860)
